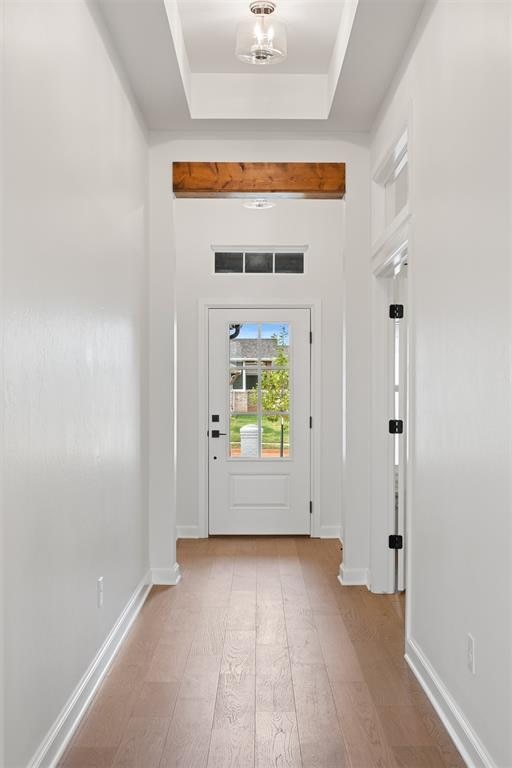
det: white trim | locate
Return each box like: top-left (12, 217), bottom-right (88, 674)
top-left (373, 129), bottom-right (408, 186)
top-left (211, 244), bottom-right (309, 253)
top-left (151, 563), bottom-right (182, 585)
top-left (369, 238), bottom-right (410, 594)
top-left (177, 525), bottom-right (201, 539)
top-left (319, 525), bottom-right (343, 541)
top-left (27, 571), bottom-right (152, 768)
top-left (405, 638), bottom-right (497, 768)
top-left (372, 206), bottom-right (411, 273)
top-left (369, 271), bottom-right (395, 594)
top-left (404, 99), bottom-right (416, 642)
top-left (337, 564), bottom-right (369, 587)
top-left (369, 118), bottom-right (413, 596)
top-left (198, 300), bottom-right (322, 540)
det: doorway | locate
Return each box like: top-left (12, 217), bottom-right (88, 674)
top-left (371, 244), bottom-right (409, 594)
top-left (208, 307), bottom-right (311, 535)
top-left (391, 260), bottom-right (408, 591)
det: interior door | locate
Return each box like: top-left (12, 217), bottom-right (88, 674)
top-left (208, 308), bottom-right (311, 535)
top-left (392, 264), bottom-right (408, 591)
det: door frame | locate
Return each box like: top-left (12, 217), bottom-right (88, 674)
top-left (197, 300), bottom-right (322, 539)
top-left (370, 118), bottom-right (415, 603)
top-left (371, 233), bottom-right (410, 594)
top-left (370, 222), bottom-right (416, 645)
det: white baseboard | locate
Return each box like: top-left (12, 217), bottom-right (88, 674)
top-left (337, 563), bottom-right (369, 587)
top-left (319, 525), bottom-right (343, 541)
top-left (176, 525), bottom-right (201, 539)
top-left (152, 563), bottom-right (182, 585)
top-left (405, 637), bottom-right (497, 768)
top-left (27, 571), bottom-right (152, 768)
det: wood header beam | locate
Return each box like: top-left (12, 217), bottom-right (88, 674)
top-left (172, 162), bottom-right (345, 200)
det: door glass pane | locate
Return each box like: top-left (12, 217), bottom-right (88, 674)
top-left (245, 252), bottom-right (273, 273)
top-left (230, 413), bottom-right (260, 458)
top-left (261, 323), bottom-right (289, 365)
top-left (261, 368), bottom-right (289, 415)
top-left (230, 371), bottom-right (259, 415)
top-left (230, 363), bottom-right (244, 390)
top-left (275, 253), bottom-right (304, 274)
top-left (215, 252), bottom-right (243, 273)
top-left (228, 322), bottom-right (291, 459)
top-left (262, 413), bottom-right (290, 458)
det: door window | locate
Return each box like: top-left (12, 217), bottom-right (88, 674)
top-left (229, 323), bottom-right (291, 458)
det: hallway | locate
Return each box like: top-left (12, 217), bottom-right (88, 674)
top-left (59, 539), bottom-right (463, 768)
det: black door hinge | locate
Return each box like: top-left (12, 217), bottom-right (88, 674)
top-left (389, 304), bottom-right (404, 319)
top-left (309, 331), bottom-right (313, 344)
top-left (309, 416), bottom-right (313, 429)
top-left (389, 535), bottom-right (403, 550)
top-left (389, 419), bottom-right (404, 434)
top-left (309, 501), bottom-right (313, 515)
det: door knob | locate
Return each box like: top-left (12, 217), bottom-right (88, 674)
top-left (211, 430), bottom-right (227, 438)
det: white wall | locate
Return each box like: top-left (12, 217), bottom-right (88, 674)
top-left (148, 139), bottom-right (179, 584)
top-left (371, 3), bottom-right (512, 766)
top-left (148, 135), bottom-right (371, 556)
top-left (2, 3), bottom-right (149, 766)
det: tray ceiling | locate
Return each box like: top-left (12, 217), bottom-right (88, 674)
top-left (177, 0), bottom-right (345, 75)
top-left (96, 0), bottom-right (427, 131)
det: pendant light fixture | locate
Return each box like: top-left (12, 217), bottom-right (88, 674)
top-left (236, 1), bottom-right (287, 66)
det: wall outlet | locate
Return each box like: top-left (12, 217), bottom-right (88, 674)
top-left (467, 633), bottom-right (476, 675)
top-left (97, 576), bottom-right (104, 608)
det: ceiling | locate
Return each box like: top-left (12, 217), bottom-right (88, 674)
top-left (177, 1), bottom-right (345, 75)
top-left (97, 0), bottom-right (426, 132)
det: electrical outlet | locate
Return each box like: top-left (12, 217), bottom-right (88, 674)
top-left (467, 633), bottom-right (476, 675)
top-left (97, 577), bottom-right (104, 608)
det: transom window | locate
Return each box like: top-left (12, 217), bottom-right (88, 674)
top-left (214, 250), bottom-right (305, 275)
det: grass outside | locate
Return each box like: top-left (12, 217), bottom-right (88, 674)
top-left (230, 413), bottom-right (290, 451)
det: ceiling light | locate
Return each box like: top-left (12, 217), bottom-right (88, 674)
top-left (236, 1), bottom-right (287, 66)
top-left (243, 198), bottom-right (276, 210)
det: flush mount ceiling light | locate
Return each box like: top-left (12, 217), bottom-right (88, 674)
top-left (236, 1), bottom-right (287, 66)
top-left (243, 198), bottom-right (276, 210)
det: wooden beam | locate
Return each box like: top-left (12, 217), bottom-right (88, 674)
top-left (172, 162), bottom-right (345, 199)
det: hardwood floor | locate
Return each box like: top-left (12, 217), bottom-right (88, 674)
top-left (59, 538), bottom-right (465, 768)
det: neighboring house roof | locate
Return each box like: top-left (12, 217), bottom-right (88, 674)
top-left (230, 339), bottom-right (287, 359)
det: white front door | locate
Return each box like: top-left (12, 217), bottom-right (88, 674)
top-left (208, 308), bottom-right (311, 535)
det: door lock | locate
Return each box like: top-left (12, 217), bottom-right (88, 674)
top-left (211, 430), bottom-right (227, 438)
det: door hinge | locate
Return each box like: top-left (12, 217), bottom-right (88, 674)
top-left (389, 534), bottom-right (403, 550)
top-left (309, 416), bottom-right (313, 429)
top-left (309, 501), bottom-right (313, 515)
top-left (309, 331), bottom-right (313, 344)
top-left (389, 304), bottom-right (404, 319)
top-left (389, 419), bottom-right (404, 434)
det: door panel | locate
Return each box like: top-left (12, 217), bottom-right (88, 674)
top-left (208, 308), bottom-right (311, 535)
top-left (395, 267), bottom-right (408, 591)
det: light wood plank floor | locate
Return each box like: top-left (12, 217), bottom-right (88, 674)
top-left (59, 538), bottom-right (465, 768)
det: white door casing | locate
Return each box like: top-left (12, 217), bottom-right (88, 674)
top-left (370, 236), bottom-right (409, 593)
top-left (208, 308), bottom-right (311, 535)
top-left (393, 265), bottom-right (408, 591)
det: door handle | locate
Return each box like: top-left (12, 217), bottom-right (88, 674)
top-left (211, 430), bottom-right (227, 438)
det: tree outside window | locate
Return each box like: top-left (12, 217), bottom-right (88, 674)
top-left (258, 326), bottom-right (289, 457)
